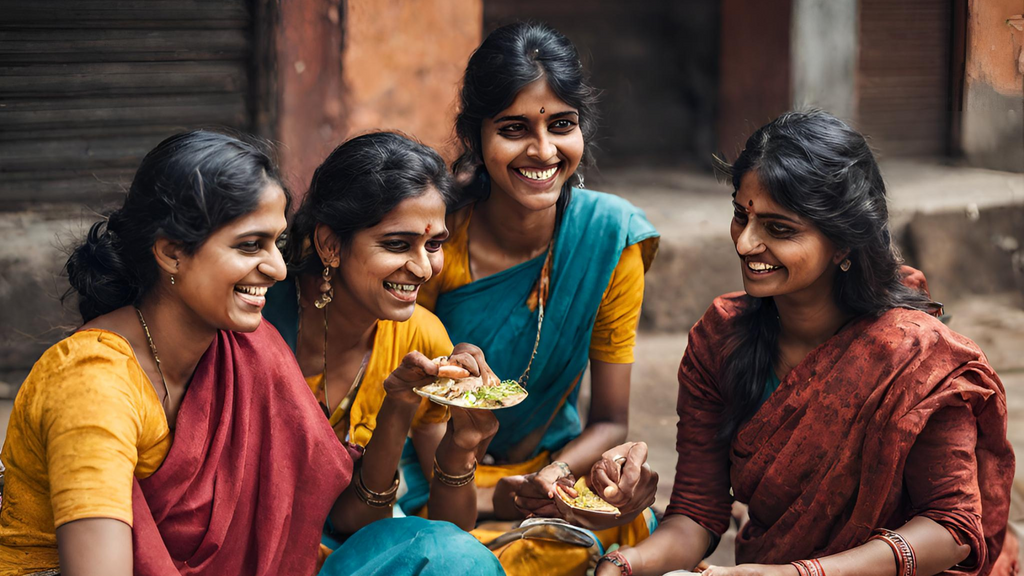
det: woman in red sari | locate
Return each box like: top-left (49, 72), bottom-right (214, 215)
top-left (585, 110), bottom-right (1016, 576)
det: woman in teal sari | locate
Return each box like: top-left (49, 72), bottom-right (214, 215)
top-left (410, 22), bottom-right (659, 575)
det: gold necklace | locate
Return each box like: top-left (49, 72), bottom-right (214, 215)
top-left (135, 307), bottom-right (171, 408)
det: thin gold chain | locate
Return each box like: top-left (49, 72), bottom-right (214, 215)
top-left (517, 239), bottom-right (554, 389)
top-left (135, 307), bottom-right (171, 408)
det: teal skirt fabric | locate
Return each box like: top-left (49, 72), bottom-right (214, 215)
top-left (319, 517), bottom-right (505, 576)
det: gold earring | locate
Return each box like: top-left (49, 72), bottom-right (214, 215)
top-left (840, 258), bottom-right (852, 272)
top-left (314, 266), bottom-right (334, 309)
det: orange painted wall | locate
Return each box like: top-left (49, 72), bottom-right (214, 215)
top-left (966, 0), bottom-right (1023, 96)
top-left (342, 0), bottom-right (482, 160)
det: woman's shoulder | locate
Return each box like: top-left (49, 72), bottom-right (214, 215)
top-left (872, 306), bottom-right (986, 358)
top-left (16, 329), bottom-right (153, 422)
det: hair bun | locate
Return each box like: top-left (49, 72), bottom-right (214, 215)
top-left (64, 219), bottom-right (141, 321)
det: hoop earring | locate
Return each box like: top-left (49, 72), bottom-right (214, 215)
top-left (840, 259), bottom-right (852, 272)
top-left (314, 266), bottom-right (334, 309)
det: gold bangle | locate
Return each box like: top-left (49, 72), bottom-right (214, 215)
top-left (433, 458), bottom-right (477, 487)
top-left (354, 467), bottom-right (400, 508)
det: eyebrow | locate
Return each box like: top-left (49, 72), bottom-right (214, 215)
top-left (731, 202), bottom-right (802, 225)
top-left (493, 110), bottom-right (579, 123)
top-left (234, 230), bottom-right (278, 240)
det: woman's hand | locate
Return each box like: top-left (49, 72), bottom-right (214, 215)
top-left (445, 342), bottom-right (499, 385)
top-left (700, 564), bottom-right (798, 576)
top-left (382, 351), bottom-right (438, 407)
top-left (589, 441), bottom-right (658, 511)
top-left (445, 407), bottom-right (498, 455)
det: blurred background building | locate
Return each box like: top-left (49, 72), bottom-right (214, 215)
top-left (1, 3), bottom-right (1022, 552)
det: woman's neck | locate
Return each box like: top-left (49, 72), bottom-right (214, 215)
top-left (774, 291), bottom-right (852, 349)
top-left (135, 295), bottom-right (217, 388)
top-left (474, 188), bottom-right (558, 259)
top-left (298, 274), bottom-right (377, 356)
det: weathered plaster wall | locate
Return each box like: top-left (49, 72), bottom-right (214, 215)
top-left (791, 0), bottom-right (858, 122)
top-left (962, 0), bottom-right (1024, 172)
top-left (276, 0), bottom-right (482, 197)
top-left (341, 0), bottom-right (481, 160)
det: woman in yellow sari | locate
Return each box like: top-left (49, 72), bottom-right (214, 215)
top-left (263, 132), bottom-right (498, 532)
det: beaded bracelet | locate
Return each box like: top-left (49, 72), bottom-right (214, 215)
top-left (353, 467), bottom-right (400, 508)
top-left (869, 529), bottom-right (916, 576)
top-left (790, 558), bottom-right (825, 576)
top-left (433, 458), bottom-right (477, 487)
top-left (596, 550), bottom-right (632, 576)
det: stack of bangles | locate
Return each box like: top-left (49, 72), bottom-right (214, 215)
top-left (433, 459), bottom-right (477, 488)
top-left (596, 550), bottom-right (632, 576)
top-left (869, 528), bottom-right (917, 576)
top-left (353, 467), bottom-right (400, 508)
top-left (790, 559), bottom-right (825, 576)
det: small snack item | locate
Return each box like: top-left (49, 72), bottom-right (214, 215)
top-left (555, 476), bottom-right (620, 516)
top-left (414, 356), bottom-right (529, 410)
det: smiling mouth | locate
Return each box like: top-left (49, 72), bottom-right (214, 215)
top-left (746, 261), bottom-right (783, 274)
top-left (234, 284), bottom-right (269, 308)
top-left (384, 281), bottom-right (419, 302)
top-left (513, 164), bottom-right (560, 184)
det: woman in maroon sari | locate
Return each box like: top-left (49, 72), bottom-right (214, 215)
top-left (586, 111), bottom-right (1016, 576)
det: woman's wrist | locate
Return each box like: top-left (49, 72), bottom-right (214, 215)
top-left (435, 435), bottom-right (478, 475)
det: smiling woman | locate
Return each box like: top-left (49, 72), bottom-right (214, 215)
top-left (262, 131), bottom-right (504, 544)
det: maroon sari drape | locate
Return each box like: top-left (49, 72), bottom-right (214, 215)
top-left (131, 320), bottom-right (353, 576)
top-left (669, 293), bottom-right (1014, 575)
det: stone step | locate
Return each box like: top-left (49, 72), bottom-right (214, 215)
top-left (590, 160), bottom-right (1024, 332)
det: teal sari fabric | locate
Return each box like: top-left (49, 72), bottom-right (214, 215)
top-left (434, 189), bottom-right (658, 461)
top-left (319, 517), bottom-right (504, 576)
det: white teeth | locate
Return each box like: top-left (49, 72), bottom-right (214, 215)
top-left (384, 281), bottom-right (417, 292)
top-left (517, 166), bottom-right (558, 181)
top-left (235, 285), bottom-right (267, 296)
top-left (747, 262), bottom-right (780, 271)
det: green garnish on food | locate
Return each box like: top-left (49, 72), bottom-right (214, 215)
top-left (461, 380), bottom-right (525, 404)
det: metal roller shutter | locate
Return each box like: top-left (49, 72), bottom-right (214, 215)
top-left (0, 0), bottom-right (254, 205)
top-left (857, 0), bottom-right (953, 158)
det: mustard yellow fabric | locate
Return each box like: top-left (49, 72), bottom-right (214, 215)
top-left (470, 454), bottom-right (654, 576)
top-left (304, 304), bottom-right (453, 447)
top-left (0, 329), bottom-right (171, 576)
top-left (418, 208), bottom-right (647, 364)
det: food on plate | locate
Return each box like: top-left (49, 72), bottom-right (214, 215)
top-left (414, 357), bottom-right (528, 409)
top-left (555, 476), bottom-right (620, 515)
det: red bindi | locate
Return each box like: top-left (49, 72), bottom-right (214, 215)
top-left (425, 224), bottom-right (431, 234)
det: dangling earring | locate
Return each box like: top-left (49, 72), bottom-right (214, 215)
top-left (170, 275), bottom-right (175, 285)
top-left (314, 266), bottom-right (334, 309)
top-left (840, 258), bottom-right (852, 272)
top-left (575, 172), bottom-right (585, 189)
top-left (169, 260), bottom-right (178, 285)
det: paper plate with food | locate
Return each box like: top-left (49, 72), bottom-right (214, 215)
top-left (414, 357), bottom-right (529, 410)
top-left (554, 476), bottom-right (620, 517)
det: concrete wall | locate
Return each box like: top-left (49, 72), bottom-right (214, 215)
top-left (962, 0), bottom-right (1024, 172)
top-left (791, 0), bottom-right (858, 121)
top-left (277, 0), bottom-right (482, 195)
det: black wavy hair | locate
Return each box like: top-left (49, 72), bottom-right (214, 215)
top-left (64, 130), bottom-right (286, 322)
top-left (452, 22), bottom-right (600, 212)
top-left (714, 110), bottom-right (934, 440)
top-left (285, 131), bottom-right (457, 274)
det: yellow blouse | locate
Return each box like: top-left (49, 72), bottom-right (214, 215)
top-left (0, 329), bottom-right (171, 575)
top-left (306, 304), bottom-right (453, 448)
top-left (418, 209), bottom-right (645, 364)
